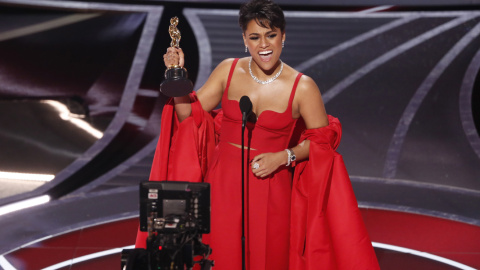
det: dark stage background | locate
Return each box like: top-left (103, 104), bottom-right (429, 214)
top-left (0, 0), bottom-right (479, 269)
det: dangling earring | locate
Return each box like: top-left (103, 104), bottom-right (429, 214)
top-left (282, 40), bottom-right (285, 48)
top-left (245, 46), bottom-right (248, 53)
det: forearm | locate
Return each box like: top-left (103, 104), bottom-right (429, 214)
top-left (164, 46), bottom-right (192, 122)
top-left (173, 95), bottom-right (192, 122)
top-left (251, 140), bottom-right (311, 178)
top-left (274, 140), bottom-right (311, 167)
top-left (290, 140), bottom-right (310, 163)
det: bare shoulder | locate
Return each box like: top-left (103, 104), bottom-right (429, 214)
top-left (215, 58), bottom-right (235, 72)
top-left (217, 58), bottom-right (237, 69)
top-left (294, 74), bottom-right (329, 128)
top-left (198, 58), bottom-right (236, 88)
top-left (296, 74), bottom-right (322, 97)
top-left (210, 58), bottom-right (237, 78)
top-left (196, 58), bottom-right (237, 111)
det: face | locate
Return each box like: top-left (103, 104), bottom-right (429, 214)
top-left (243, 19), bottom-right (285, 73)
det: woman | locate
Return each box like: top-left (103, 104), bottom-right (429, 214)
top-left (168, 0), bottom-right (326, 268)
top-left (138, 0), bottom-right (379, 269)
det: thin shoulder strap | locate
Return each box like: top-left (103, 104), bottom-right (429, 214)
top-left (224, 58), bottom-right (240, 96)
top-left (288, 73), bottom-right (303, 107)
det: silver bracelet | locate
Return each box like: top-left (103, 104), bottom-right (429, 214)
top-left (285, 148), bottom-right (296, 167)
top-left (285, 149), bottom-right (291, 166)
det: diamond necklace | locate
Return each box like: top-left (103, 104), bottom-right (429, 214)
top-left (249, 57), bottom-right (284, 85)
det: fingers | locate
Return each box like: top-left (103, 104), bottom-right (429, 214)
top-left (251, 154), bottom-right (270, 178)
top-left (163, 54), bottom-right (177, 68)
top-left (251, 159), bottom-right (262, 174)
top-left (163, 47), bottom-right (179, 68)
top-left (176, 48), bottom-right (185, 67)
top-left (251, 154), bottom-right (264, 163)
top-left (163, 47), bottom-right (185, 68)
top-left (256, 171), bottom-right (270, 178)
top-left (251, 162), bottom-right (268, 178)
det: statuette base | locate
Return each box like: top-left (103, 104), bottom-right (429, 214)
top-left (160, 67), bottom-right (193, 97)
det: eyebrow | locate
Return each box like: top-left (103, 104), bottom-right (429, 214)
top-left (248, 31), bottom-right (276, 36)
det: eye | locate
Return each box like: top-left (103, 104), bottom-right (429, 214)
top-left (268, 34), bottom-right (277, 38)
top-left (249, 36), bottom-right (259, 40)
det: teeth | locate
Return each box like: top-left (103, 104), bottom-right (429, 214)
top-left (259, 51), bottom-right (272, 55)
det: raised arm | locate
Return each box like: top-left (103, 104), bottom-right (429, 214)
top-left (164, 47), bottom-right (233, 122)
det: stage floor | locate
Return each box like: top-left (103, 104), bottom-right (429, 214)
top-left (1, 208), bottom-right (478, 270)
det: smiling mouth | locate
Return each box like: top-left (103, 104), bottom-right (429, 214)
top-left (259, 50), bottom-right (273, 61)
top-left (259, 50), bottom-right (272, 56)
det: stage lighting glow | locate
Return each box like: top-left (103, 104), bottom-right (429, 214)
top-left (357, 5), bottom-right (394, 14)
top-left (0, 256), bottom-right (16, 270)
top-left (372, 242), bottom-right (476, 270)
top-left (42, 100), bottom-right (103, 139)
top-left (41, 245), bottom-right (135, 270)
top-left (0, 195), bottom-right (50, 216)
top-left (0, 14), bottom-right (100, 43)
top-left (0, 171), bottom-right (54, 182)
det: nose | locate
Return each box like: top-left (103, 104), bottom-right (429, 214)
top-left (260, 37), bottom-right (269, 48)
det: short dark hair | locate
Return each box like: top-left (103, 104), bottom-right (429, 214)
top-left (239, 0), bottom-right (285, 33)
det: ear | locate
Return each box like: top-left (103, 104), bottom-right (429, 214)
top-left (243, 33), bottom-right (247, 46)
top-left (282, 31), bottom-right (286, 43)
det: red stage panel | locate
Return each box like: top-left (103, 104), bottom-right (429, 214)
top-left (375, 249), bottom-right (462, 270)
top-left (4, 218), bottom-right (138, 270)
top-left (361, 208), bottom-right (480, 269)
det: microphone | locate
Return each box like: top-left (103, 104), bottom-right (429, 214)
top-left (239, 96), bottom-right (252, 130)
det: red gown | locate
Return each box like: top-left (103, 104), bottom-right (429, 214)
top-left (205, 58), bottom-right (300, 270)
top-left (136, 59), bottom-right (380, 270)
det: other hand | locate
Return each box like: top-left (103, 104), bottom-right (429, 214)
top-left (163, 47), bottom-right (185, 68)
top-left (251, 151), bottom-right (287, 178)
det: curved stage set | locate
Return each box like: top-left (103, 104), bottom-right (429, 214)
top-left (0, 0), bottom-right (479, 269)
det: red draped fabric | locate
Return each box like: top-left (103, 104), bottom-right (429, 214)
top-left (135, 95), bottom-right (379, 270)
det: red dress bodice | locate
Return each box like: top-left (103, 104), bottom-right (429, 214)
top-left (219, 58), bottom-right (303, 153)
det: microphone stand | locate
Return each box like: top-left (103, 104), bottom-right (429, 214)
top-left (239, 95), bottom-right (251, 270)
top-left (241, 112), bottom-right (247, 270)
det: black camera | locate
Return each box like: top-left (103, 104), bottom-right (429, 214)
top-left (139, 181), bottom-right (210, 234)
top-left (121, 181), bottom-right (214, 270)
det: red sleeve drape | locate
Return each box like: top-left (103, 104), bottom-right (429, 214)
top-left (289, 116), bottom-right (380, 270)
top-left (135, 93), bottom-right (216, 248)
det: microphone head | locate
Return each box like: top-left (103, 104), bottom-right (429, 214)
top-left (239, 95), bottom-right (252, 115)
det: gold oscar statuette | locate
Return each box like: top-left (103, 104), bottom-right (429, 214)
top-left (160, 17), bottom-right (193, 97)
